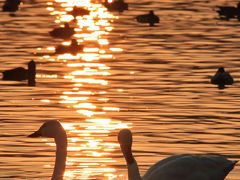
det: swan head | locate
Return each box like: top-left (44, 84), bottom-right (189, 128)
top-left (118, 129), bottom-right (135, 164)
top-left (28, 120), bottom-right (65, 138)
top-left (118, 129), bottom-right (132, 146)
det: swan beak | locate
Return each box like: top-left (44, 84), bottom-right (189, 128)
top-left (28, 130), bottom-right (41, 137)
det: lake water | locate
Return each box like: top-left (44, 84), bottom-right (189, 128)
top-left (0, 0), bottom-right (240, 179)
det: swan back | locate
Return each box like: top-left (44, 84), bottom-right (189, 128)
top-left (143, 154), bottom-right (237, 180)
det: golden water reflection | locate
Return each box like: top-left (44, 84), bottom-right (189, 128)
top-left (43, 0), bottom-right (128, 179)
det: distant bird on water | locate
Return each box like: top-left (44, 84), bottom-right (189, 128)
top-left (216, 2), bottom-right (240, 21)
top-left (2, 0), bottom-right (21, 16)
top-left (103, 0), bottom-right (128, 13)
top-left (118, 129), bottom-right (237, 180)
top-left (49, 23), bottom-right (75, 39)
top-left (211, 67), bottom-right (234, 89)
top-left (55, 39), bottom-right (84, 55)
top-left (136, 10), bottom-right (159, 26)
top-left (2, 60), bottom-right (36, 86)
top-left (68, 6), bottom-right (90, 18)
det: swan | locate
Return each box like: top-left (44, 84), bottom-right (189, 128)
top-left (136, 10), bottom-right (159, 27)
top-left (55, 39), bottom-right (83, 55)
top-left (49, 23), bottom-right (75, 39)
top-left (28, 120), bottom-right (67, 180)
top-left (2, 60), bottom-right (36, 86)
top-left (118, 129), bottom-right (237, 180)
top-left (68, 6), bottom-right (90, 18)
top-left (103, 0), bottom-right (128, 13)
top-left (211, 67), bottom-right (234, 89)
top-left (216, 2), bottom-right (240, 21)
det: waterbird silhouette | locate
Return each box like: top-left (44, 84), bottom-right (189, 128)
top-left (2, 60), bottom-right (36, 86)
top-left (28, 120), bottom-right (67, 180)
top-left (216, 2), bottom-right (240, 21)
top-left (68, 6), bottom-right (90, 18)
top-left (55, 39), bottom-right (83, 55)
top-left (2, 0), bottom-right (21, 16)
top-left (103, 0), bottom-right (128, 13)
top-left (211, 67), bottom-right (234, 89)
top-left (49, 23), bottom-right (75, 39)
top-left (136, 10), bottom-right (159, 27)
top-left (118, 129), bottom-right (237, 180)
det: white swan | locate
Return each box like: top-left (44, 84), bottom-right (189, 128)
top-left (118, 129), bottom-right (237, 180)
top-left (28, 120), bottom-right (67, 180)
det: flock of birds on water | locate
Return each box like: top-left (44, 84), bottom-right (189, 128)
top-left (1, 0), bottom-right (240, 179)
top-left (1, 0), bottom-right (237, 90)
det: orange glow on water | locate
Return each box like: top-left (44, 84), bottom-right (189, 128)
top-left (41, 0), bottom-right (129, 179)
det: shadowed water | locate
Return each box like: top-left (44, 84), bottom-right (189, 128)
top-left (0, 0), bottom-right (240, 179)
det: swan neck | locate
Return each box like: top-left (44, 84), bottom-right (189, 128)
top-left (121, 144), bottom-right (141, 180)
top-left (127, 159), bottom-right (142, 180)
top-left (52, 132), bottom-right (67, 180)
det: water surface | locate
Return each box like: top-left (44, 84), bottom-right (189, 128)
top-left (0, 0), bottom-right (240, 179)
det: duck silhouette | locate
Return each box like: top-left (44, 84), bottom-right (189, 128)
top-left (55, 39), bottom-right (83, 55)
top-left (49, 23), bottom-right (75, 39)
top-left (136, 10), bottom-right (159, 26)
top-left (68, 6), bottom-right (90, 18)
top-left (2, 60), bottom-right (36, 86)
top-left (211, 67), bottom-right (234, 89)
top-left (103, 0), bottom-right (128, 13)
top-left (216, 2), bottom-right (240, 20)
top-left (118, 129), bottom-right (237, 180)
top-left (2, 0), bottom-right (21, 16)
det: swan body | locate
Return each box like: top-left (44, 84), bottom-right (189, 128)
top-left (28, 120), bottom-right (67, 180)
top-left (55, 39), bottom-right (83, 55)
top-left (103, 0), bottom-right (128, 13)
top-left (118, 129), bottom-right (237, 180)
top-left (216, 2), bottom-right (240, 20)
top-left (49, 23), bottom-right (75, 39)
top-left (68, 6), bottom-right (90, 18)
top-left (2, 60), bottom-right (36, 86)
top-left (211, 67), bottom-right (233, 89)
top-left (136, 10), bottom-right (159, 26)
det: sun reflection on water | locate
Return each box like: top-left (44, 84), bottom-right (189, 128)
top-left (41, 0), bottom-right (128, 179)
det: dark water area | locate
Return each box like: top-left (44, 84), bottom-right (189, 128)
top-left (0, 0), bottom-right (240, 179)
